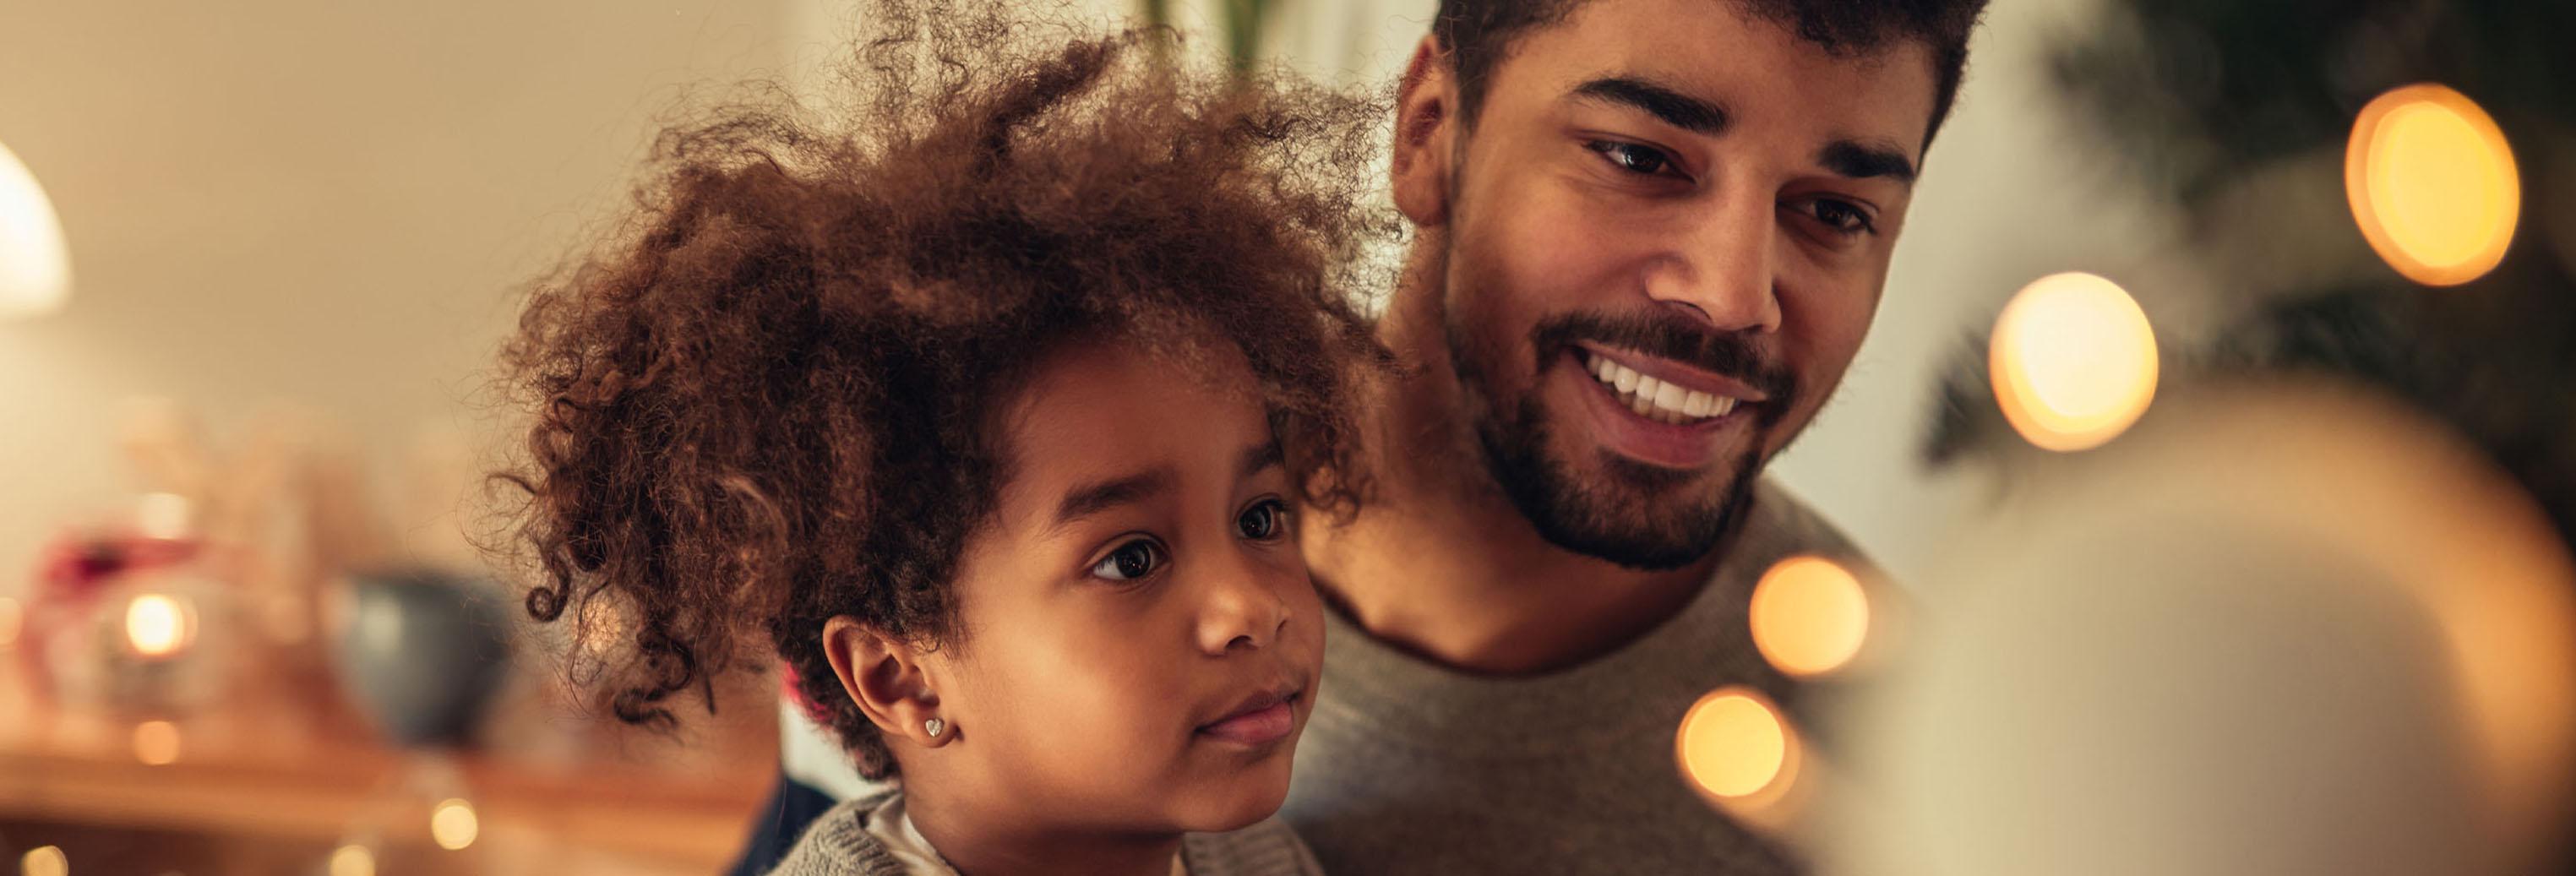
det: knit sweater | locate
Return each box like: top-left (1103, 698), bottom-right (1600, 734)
top-left (765, 791), bottom-right (1326, 876)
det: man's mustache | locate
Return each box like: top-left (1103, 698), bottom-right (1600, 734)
top-left (1531, 312), bottom-right (1797, 405)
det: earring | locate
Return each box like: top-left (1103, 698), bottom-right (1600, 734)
top-left (924, 717), bottom-right (945, 737)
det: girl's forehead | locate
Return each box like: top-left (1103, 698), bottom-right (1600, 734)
top-left (987, 340), bottom-right (1277, 519)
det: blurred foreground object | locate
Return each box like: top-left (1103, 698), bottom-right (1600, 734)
top-left (1831, 384), bottom-right (2576, 875)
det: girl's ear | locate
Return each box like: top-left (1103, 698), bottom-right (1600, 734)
top-left (822, 615), bottom-right (955, 748)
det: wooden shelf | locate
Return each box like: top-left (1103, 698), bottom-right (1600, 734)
top-left (0, 656), bottom-right (778, 875)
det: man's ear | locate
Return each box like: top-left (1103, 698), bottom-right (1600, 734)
top-left (1391, 35), bottom-right (1461, 230)
top-left (822, 615), bottom-right (954, 748)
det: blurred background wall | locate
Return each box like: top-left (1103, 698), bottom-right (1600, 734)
top-left (0, 1), bottom-right (804, 578)
top-left (0, 0), bottom-right (2167, 590)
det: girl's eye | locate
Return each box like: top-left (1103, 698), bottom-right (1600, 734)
top-left (1237, 498), bottom-right (1292, 541)
top-left (1587, 140), bottom-right (1679, 177)
top-left (1090, 540), bottom-right (1164, 582)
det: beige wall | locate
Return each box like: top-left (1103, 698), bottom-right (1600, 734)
top-left (0, 2), bottom-right (801, 583)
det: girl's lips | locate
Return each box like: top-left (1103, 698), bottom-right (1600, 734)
top-left (1197, 695), bottom-right (1298, 746)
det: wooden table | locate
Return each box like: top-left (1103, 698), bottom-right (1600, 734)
top-left (0, 650), bottom-right (778, 875)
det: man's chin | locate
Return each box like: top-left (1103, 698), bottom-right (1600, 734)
top-left (1485, 436), bottom-right (1762, 573)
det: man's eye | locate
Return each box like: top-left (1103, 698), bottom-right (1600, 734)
top-left (1237, 499), bottom-right (1292, 541)
top-left (1797, 199), bottom-right (1877, 236)
top-left (1588, 141), bottom-right (1678, 177)
top-left (1090, 540), bottom-right (1163, 581)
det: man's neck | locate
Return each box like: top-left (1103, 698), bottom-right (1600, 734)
top-left (903, 779), bottom-right (1183, 876)
top-left (1307, 490), bottom-right (1718, 677)
top-left (1310, 280), bottom-right (1724, 676)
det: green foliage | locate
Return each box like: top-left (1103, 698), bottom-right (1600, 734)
top-left (2053, 0), bottom-right (2576, 208)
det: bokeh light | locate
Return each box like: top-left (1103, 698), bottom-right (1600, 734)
top-left (1750, 556), bottom-right (1871, 677)
top-left (123, 592), bottom-right (194, 658)
top-left (132, 720), bottom-right (181, 765)
top-left (2346, 84), bottom-right (2519, 287)
top-left (1989, 272), bottom-right (2159, 452)
top-left (17, 846), bottom-right (66, 876)
top-left (430, 797), bottom-right (480, 851)
top-left (1676, 687), bottom-right (1795, 799)
top-left (327, 844), bottom-right (377, 876)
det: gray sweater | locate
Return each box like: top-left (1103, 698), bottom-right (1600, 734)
top-left (1277, 480), bottom-right (1856, 875)
top-left (765, 791), bottom-right (1326, 876)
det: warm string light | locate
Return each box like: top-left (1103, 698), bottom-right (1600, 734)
top-left (1750, 556), bottom-right (1871, 677)
top-left (2347, 84), bottom-right (2520, 287)
top-left (1676, 687), bottom-right (1799, 802)
top-left (1989, 272), bottom-right (2159, 452)
top-left (430, 797), bottom-right (480, 851)
top-left (132, 720), bottom-right (182, 765)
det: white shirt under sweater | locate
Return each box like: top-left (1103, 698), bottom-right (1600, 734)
top-left (778, 478), bottom-right (1860, 874)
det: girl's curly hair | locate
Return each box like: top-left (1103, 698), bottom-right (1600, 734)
top-left (495, 0), bottom-right (1392, 778)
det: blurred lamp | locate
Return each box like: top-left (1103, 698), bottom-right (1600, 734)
top-left (328, 845), bottom-right (377, 876)
top-left (0, 139), bottom-right (70, 318)
top-left (2347, 84), bottom-right (2519, 287)
top-left (124, 591), bottom-right (196, 659)
top-left (18, 846), bottom-right (67, 876)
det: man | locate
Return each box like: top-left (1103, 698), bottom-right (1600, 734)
top-left (1277, 1), bottom-right (1982, 873)
top-left (735, 1), bottom-right (1985, 873)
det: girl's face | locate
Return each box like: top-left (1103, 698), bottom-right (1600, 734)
top-left (915, 340), bottom-right (1326, 833)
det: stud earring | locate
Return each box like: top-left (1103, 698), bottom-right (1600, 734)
top-left (924, 717), bottom-right (945, 737)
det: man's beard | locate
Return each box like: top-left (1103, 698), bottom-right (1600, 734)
top-left (1446, 305), bottom-right (1797, 572)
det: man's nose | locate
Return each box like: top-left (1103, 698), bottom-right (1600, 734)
top-left (1642, 189), bottom-right (1782, 334)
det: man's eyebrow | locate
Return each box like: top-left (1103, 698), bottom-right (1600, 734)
top-left (1569, 76), bottom-right (1730, 135)
top-left (1239, 439), bottom-right (1283, 480)
top-left (1054, 468), bottom-right (1174, 527)
top-left (1817, 139), bottom-right (1918, 184)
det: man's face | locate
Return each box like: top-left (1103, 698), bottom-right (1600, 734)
top-left (1413, 0), bottom-right (1937, 569)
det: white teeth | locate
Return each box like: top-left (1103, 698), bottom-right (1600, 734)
top-left (1583, 351), bottom-right (1744, 425)
top-left (1653, 381), bottom-right (1686, 414)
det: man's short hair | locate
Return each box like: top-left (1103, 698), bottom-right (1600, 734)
top-left (1432, 0), bottom-right (1991, 147)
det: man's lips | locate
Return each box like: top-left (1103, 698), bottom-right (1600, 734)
top-left (1563, 351), bottom-right (1757, 470)
top-left (1196, 687), bottom-right (1302, 746)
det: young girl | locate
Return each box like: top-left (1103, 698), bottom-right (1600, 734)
top-left (497, 5), bottom-right (1388, 874)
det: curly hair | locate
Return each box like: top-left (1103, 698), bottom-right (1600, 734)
top-left (495, 0), bottom-right (1392, 778)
